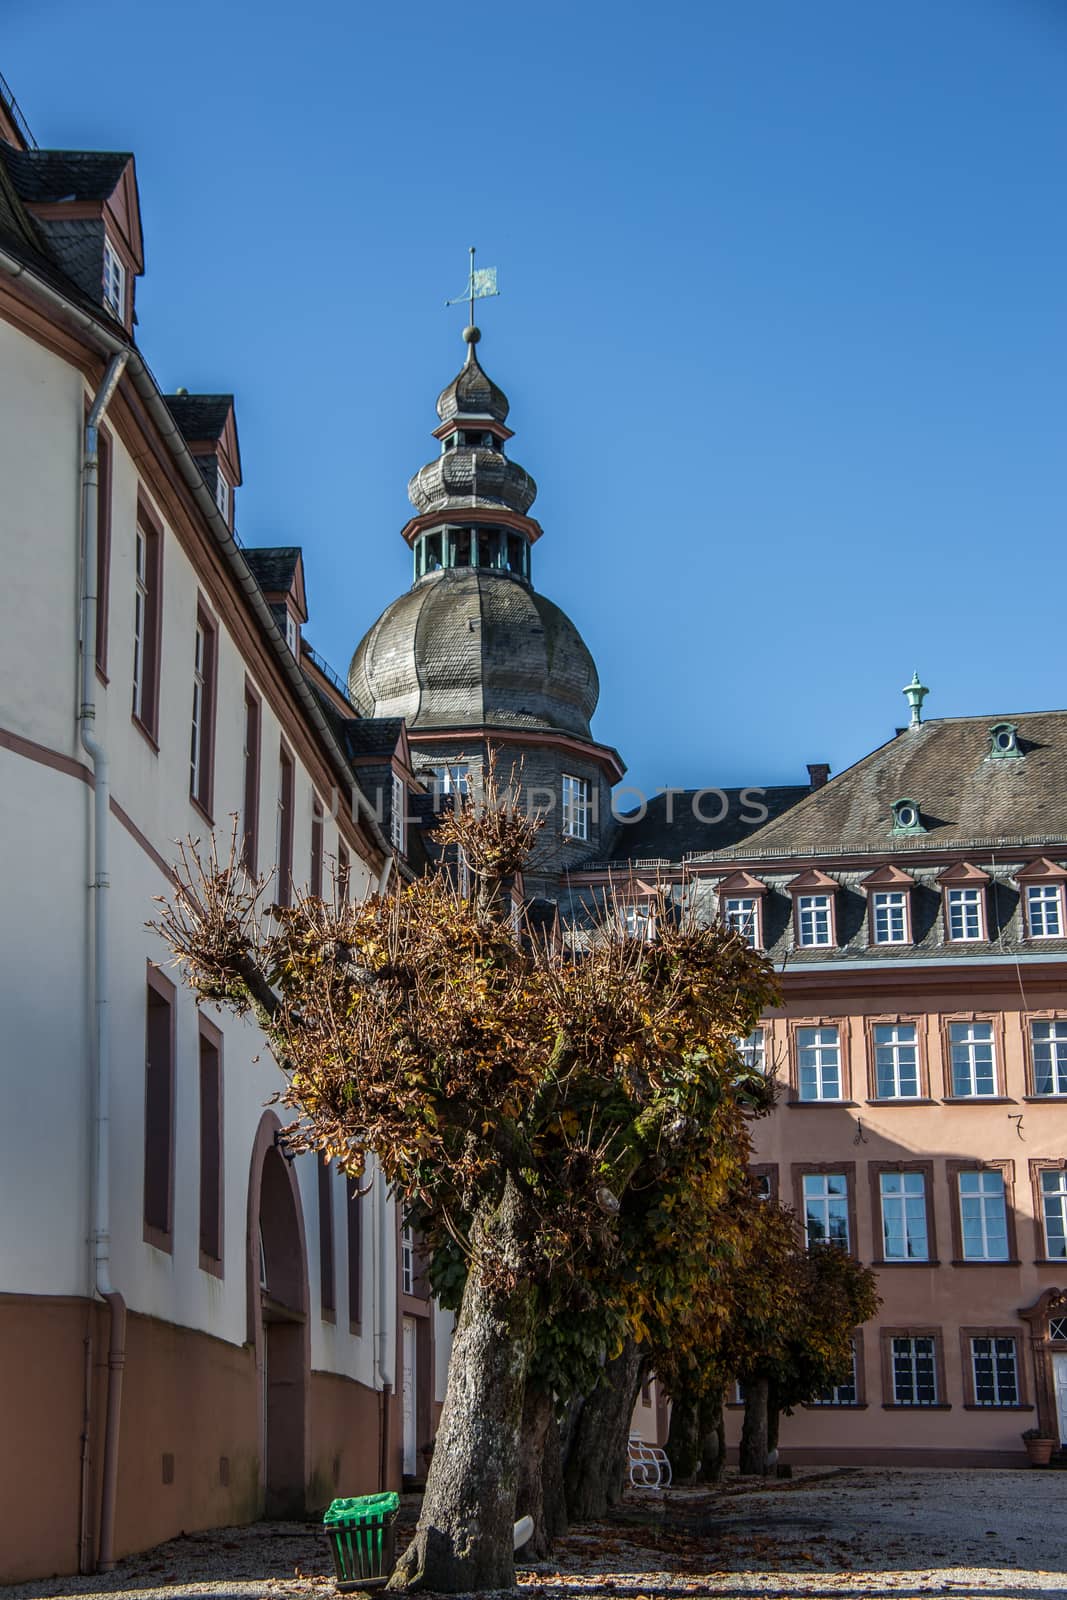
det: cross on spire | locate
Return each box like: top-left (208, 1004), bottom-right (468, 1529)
top-left (445, 246), bottom-right (499, 329)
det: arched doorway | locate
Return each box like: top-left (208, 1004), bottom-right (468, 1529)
top-left (248, 1114), bottom-right (310, 1517)
top-left (1020, 1287), bottom-right (1067, 1446)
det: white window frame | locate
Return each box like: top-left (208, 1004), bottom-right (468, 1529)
top-left (1026, 884), bottom-right (1063, 939)
top-left (970, 1336), bottom-right (1019, 1407)
top-left (391, 771), bottom-right (406, 854)
top-left (284, 611), bottom-right (299, 655)
top-left (215, 468), bottom-right (230, 521)
top-left (880, 1172), bottom-right (929, 1262)
top-left (622, 904), bottom-right (655, 942)
top-left (724, 896), bottom-right (760, 948)
top-left (1040, 1169), bottom-right (1067, 1259)
top-left (132, 528), bottom-right (148, 720)
top-left (797, 893), bottom-right (832, 947)
top-left (810, 1340), bottom-right (859, 1406)
top-left (802, 1172), bottom-right (850, 1250)
top-left (958, 1170), bottom-right (1009, 1261)
top-left (891, 1336), bottom-right (938, 1406)
top-left (438, 763), bottom-right (471, 798)
top-left (737, 1027), bottom-right (766, 1076)
top-left (871, 890), bottom-right (908, 945)
top-left (561, 773), bottom-right (590, 841)
top-left (873, 1022), bottom-right (920, 1099)
top-left (190, 621), bottom-right (206, 798)
top-left (948, 1020), bottom-right (997, 1097)
top-left (401, 1225), bottom-right (415, 1296)
top-left (1031, 1020), bottom-right (1067, 1096)
top-left (102, 236), bottom-right (126, 320)
top-left (796, 1025), bottom-right (842, 1101)
top-left (946, 885), bottom-right (984, 941)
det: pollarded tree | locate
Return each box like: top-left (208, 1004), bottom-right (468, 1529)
top-left (153, 780), bottom-right (777, 1592)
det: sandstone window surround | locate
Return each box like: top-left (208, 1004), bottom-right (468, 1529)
top-left (937, 861), bottom-right (991, 943)
top-left (1026, 1016), bottom-right (1067, 1097)
top-left (959, 1328), bottom-right (1030, 1410)
top-left (241, 681), bottom-right (261, 875)
top-left (749, 1161), bottom-right (778, 1203)
top-left (881, 1329), bottom-right (950, 1409)
top-left (789, 1020), bottom-right (854, 1103)
top-left (788, 868), bottom-right (840, 948)
top-left (189, 599), bottom-right (218, 823)
top-left (716, 870), bottom-right (768, 949)
top-left (946, 1158), bottom-right (1019, 1265)
top-left (143, 962), bottom-right (177, 1255)
top-left (198, 1013), bottom-right (224, 1278)
top-left (132, 497), bottom-right (163, 748)
top-left (791, 1162), bottom-right (857, 1254)
top-left (805, 1332), bottom-right (867, 1409)
top-left (864, 1015), bottom-right (931, 1101)
top-left (1030, 1159), bottom-right (1067, 1262)
top-left (869, 1161), bottom-right (938, 1265)
top-left (737, 1026), bottom-right (766, 1077)
top-left (1016, 858), bottom-right (1067, 941)
top-left (941, 1013), bottom-right (1007, 1100)
top-left (860, 863), bottom-right (915, 946)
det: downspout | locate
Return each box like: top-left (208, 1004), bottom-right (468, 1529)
top-left (79, 349), bottom-right (129, 1571)
top-left (376, 1161), bottom-right (396, 1487)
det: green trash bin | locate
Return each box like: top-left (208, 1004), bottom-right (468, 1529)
top-left (322, 1492), bottom-right (400, 1591)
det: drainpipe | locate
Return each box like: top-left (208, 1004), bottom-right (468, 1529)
top-left (375, 1161), bottom-right (396, 1487)
top-left (79, 349), bottom-right (129, 1571)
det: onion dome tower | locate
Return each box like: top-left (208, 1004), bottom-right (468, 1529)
top-left (348, 325), bottom-right (624, 888)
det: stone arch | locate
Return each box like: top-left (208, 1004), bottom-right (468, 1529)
top-left (247, 1111), bottom-right (310, 1516)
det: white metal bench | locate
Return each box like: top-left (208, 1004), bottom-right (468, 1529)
top-left (627, 1432), bottom-right (672, 1489)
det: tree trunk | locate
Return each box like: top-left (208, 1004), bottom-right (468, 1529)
top-left (766, 1382), bottom-right (780, 1471)
top-left (541, 1410), bottom-right (568, 1541)
top-left (738, 1376), bottom-right (769, 1476)
top-left (515, 1378), bottom-right (556, 1560)
top-left (665, 1388), bottom-right (701, 1484)
top-left (390, 1182), bottom-right (537, 1593)
top-left (564, 1338), bottom-right (643, 1521)
top-left (698, 1391), bottom-right (726, 1483)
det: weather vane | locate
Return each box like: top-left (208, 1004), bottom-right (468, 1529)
top-left (446, 245), bottom-right (499, 327)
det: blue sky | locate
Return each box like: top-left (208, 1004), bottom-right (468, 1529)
top-left (7, 0), bottom-right (1065, 802)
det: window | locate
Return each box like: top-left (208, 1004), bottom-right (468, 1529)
top-left (872, 891), bottom-right (908, 945)
top-left (810, 1340), bottom-right (859, 1406)
top-left (724, 896), bottom-right (760, 947)
top-left (946, 887), bottom-right (983, 941)
top-left (284, 611), bottom-right (299, 655)
top-left (241, 686), bottom-right (260, 874)
top-left (310, 795), bottom-right (324, 899)
top-left (318, 1156), bottom-right (335, 1320)
top-left (873, 1023), bottom-right (920, 1099)
top-left (562, 773), bottom-right (590, 841)
top-left (880, 1172), bottom-right (929, 1261)
top-left (1040, 1169), bottom-right (1067, 1259)
top-left (132, 516), bottom-right (161, 738)
top-left (797, 894), bottom-right (832, 947)
top-left (890, 1336), bottom-right (939, 1406)
top-left (1032, 1021), bottom-right (1067, 1096)
top-left (1049, 1315), bottom-right (1067, 1342)
top-left (214, 468), bottom-right (230, 522)
top-left (391, 771), bottom-right (406, 853)
top-left (276, 748), bottom-right (294, 907)
top-left (890, 798), bottom-right (924, 834)
top-left (337, 841), bottom-right (350, 907)
top-left (796, 1025), bottom-right (842, 1101)
top-left (102, 237), bottom-right (125, 320)
top-left (948, 1020), bottom-right (996, 1096)
top-left (198, 1019), bottom-right (223, 1272)
top-left (802, 1173), bottom-right (850, 1249)
top-left (143, 969), bottom-right (175, 1249)
top-left (347, 1179), bottom-right (362, 1330)
top-left (1027, 885), bottom-right (1063, 939)
top-left (622, 904), bottom-right (655, 941)
top-left (738, 1028), bottom-right (766, 1075)
top-left (958, 1170), bottom-right (1009, 1260)
top-left (93, 423), bottom-right (112, 674)
top-left (189, 609), bottom-right (217, 815)
top-left (437, 763), bottom-right (471, 800)
top-left (401, 1224), bottom-right (415, 1296)
top-left (970, 1337), bottom-right (1019, 1406)
top-left (752, 1171), bottom-right (774, 1202)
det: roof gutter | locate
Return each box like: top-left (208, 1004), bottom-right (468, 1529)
top-left (0, 244), bottom-right (393, 869)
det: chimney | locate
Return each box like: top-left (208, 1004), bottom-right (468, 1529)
top-left (807, 763), bottom-right (830, 791)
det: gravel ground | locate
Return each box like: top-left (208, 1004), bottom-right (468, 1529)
top-left (5, 1469), bottom-right (1066, 1600)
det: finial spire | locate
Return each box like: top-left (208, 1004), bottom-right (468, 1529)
top-left (445, 246), bottom-right (499, 343)
top-left (902, 670), bottom-right (929, 729)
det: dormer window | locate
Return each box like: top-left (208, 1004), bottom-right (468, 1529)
top-left (787, 869), bottom-right (839, 948)
top-left (215, 469), bottom-right (230, 522)
top-left (1016, 859), bottom-right (1067, 940)
top-left (938, 862), bottom-right (991, 942)
top-left (102, 237), bottom-right (126, 320)
top-left (284, 612), bottom-right (299, 655)
top-left (861, 865), bottom-right (915, 946)
top-left (891, 798), bottom-right (925, 835)
top-left (988, 722), bottom-right (1022, 760)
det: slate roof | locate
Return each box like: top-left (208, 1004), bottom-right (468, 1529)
top-left (342, 718), bottom-right (405, 759)
top-left (162, 393), bottom-right (233, 443)
top-left (602, 785), bottom-right (810, 866)
top-left (0, 145), bottom-right (130, 203)
top-left (436, 340), bottom-right (510, 425)
top-left (243, 547), bottom-right (302, 594)
top-left (706, 712), bottom-right (1067, 861)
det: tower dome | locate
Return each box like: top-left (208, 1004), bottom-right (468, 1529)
top-left (348, 329), bottom-right (600, 741)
